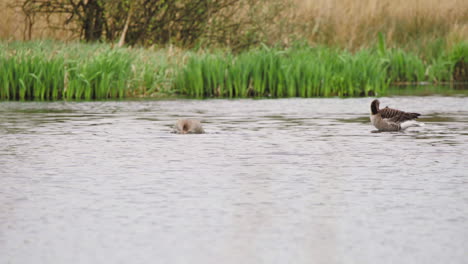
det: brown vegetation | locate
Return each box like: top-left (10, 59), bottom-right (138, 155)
top-left (0, 0), bottom-right (467, 51)
top-left (292, 0), bottom-right (468, 50)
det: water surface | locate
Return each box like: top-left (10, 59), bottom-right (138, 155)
top-left (1, 97), bottom-right (467, 264)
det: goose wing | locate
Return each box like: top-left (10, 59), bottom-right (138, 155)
top-left (379, 107), bottom-right (420, 123)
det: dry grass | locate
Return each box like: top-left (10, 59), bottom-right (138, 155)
top-left (0, 0), bottom-right (24, 40)
top-left (1, 0), bottom-right (466, 50)
top-left (290, 0), bottom-right (468, 49)
top-left (0, 0), bottom-right (76, 41)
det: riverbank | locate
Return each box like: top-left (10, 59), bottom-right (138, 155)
top-left (0, 40), bottom-right (466, 100)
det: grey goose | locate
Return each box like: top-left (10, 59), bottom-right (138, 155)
top-left (370, 99), bottom-right (422, 131)
top-left (173, 119), bottom-right (205, 134)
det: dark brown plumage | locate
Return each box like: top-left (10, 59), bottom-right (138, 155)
top-left (371, 99), bottom-right (420, 122)
top-left (379, 106), bottom-right (420, 122)
top-left (370, 99), bottom-right (422, 131)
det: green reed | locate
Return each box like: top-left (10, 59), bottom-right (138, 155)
top-left (174, 41), bottom-right (466, 98)
top-left (174, 46), bottom-right (392, 98)
top-left (0, 41), bottom-right (171, 100)
top-left (63, 50), bottom-right (132, 100)
top-left (0, 50), bottom-right (66, 100)
top-left (0, 40), bottom-right (466, 100)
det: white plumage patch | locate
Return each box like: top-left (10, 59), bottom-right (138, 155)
top-left (400, 120), bottom-right (424, 130)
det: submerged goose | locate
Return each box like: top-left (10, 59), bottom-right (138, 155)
top-left (370, 99), bottom-right (422, 131)
top-left (173, 119), bottom-right (205, 134)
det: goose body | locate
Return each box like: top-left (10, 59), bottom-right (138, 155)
top-left (174, 119), bottom-right (205, 134)
top-left (370, 99), bottom-right (421, 131)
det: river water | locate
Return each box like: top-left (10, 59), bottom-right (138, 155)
top-left (1, 96), bottom-right (467, 264)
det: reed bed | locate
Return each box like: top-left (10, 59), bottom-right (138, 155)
top-left (174, 40), bottom-right (466, 98)
top-left (0, 41), bottom-right (173, 100)
top-left (175, 47), bottom-right (386, 97)
top-left (0, 40), bottom-right (466, 100)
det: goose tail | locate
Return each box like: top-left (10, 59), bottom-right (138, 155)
top-left (401, 120), bottom-right (425, 130)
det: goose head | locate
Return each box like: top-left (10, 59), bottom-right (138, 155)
top-left (181, 122), bottom-right (190, 134)
top-left (371, 99), bottom-right (380, 115)
top-left (174, 119), bottom-right (204, 134)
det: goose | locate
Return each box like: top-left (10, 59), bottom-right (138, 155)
top-left (173, 119), bottom-right (205, 134)
top-left (370, 99), bottom-right (422, 131)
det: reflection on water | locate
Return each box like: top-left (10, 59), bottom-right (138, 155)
top-left (1, 97), bottom-right (468, 264)
top-left (385, 84), bottom-right (468, 97)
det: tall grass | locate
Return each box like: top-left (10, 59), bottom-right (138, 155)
top-left (0, 49), bottom-right (65, 100)
top-left (0, 40), bottom-right (466, 100)
top-left (291, 0), bottom-right (468, 52)
top-left (173, 41), bottom-right (465, 98)
top-left (174, 46), bottom-right (389, 98)
top-left (0, 47), bottom-right (131, 100)
top-left (0, 41), bottom-right (173, 100)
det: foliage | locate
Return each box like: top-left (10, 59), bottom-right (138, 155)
top-left (19, 0), bottom-right (285, 50)
top-left (4, 0), bottom-right (465, 52)
top-left (0, 40), bottom-right (466, 101)
top-left (0, 41), bottom-right (171, 100)
top-left (174, 41), bottom-right (465, 98)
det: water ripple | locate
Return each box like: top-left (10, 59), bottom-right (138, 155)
top-left (0, 97), bottom-right (467, 264)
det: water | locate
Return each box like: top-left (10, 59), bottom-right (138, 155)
top-left (1, 96), bottom-right (467, 264)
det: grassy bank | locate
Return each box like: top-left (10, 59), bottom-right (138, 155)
top-left (0, 40), bottom-right (466, 100)
top-left (0, 41), bottom-right (175, 100)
